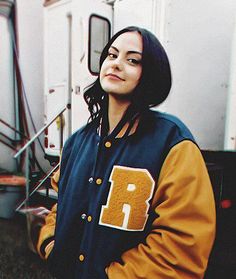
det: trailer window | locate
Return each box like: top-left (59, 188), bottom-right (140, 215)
top-left (89, 15), bottom-right (110, 75)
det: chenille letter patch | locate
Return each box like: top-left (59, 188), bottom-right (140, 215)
top-left (99, 166), bottom-right (155, 231)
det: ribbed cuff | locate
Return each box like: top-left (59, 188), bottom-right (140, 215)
top-left (40, 237), bottom-right (54, 257)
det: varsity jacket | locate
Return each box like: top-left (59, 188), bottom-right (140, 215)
top-left (37, 110), bottom-right (216, 279)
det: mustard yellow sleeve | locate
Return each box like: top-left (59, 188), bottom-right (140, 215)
top-left (106, 140), bottom-right (216, 279)
top-left (37, 168), bottom-right (60, 259)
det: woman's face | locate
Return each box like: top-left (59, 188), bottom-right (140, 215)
top-left (100, 32), bottom-right (143, 98)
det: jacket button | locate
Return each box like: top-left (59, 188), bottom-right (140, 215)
top-left (96, 178), bottom-right (102, 185)
top-left (79, 254), bottom-right (85, 262)
top-left (105, 141), bottom-right (112, 148)
top-left (87, 215), bottom-right (92, 222)
top-left (88, 177), bottom-right (93, 183)
top-left (81, 213), bottom-right (87, 220)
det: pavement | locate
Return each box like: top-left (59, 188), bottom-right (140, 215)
top-left (0, 214), bottom-right (53, 279)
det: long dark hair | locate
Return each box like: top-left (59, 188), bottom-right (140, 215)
top-left (84, 26), bottom-right (172, 122)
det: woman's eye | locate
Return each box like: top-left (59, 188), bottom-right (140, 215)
top-left (128, 58), bottom-right (141, 65)
top-left (108, 52), bottom-right (117, 59)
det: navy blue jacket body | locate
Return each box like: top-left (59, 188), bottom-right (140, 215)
top-left (47, 110), bottom-right (195, 278)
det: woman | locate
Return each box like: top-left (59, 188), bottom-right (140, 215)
top-left (37, 26), bottom-right (216, 279)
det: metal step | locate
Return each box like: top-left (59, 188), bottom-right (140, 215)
top-left (36, 187), bottom-right (58, 199)
top-left (17, 205), bottom-right (50, 217)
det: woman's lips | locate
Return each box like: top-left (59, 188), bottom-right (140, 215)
top-left (105, 73), bottom-right (125, 81)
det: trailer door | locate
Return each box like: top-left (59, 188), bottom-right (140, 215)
top-left (44, 1), bottom-right (72, 157)
top-left (71, 0), bottom-right (112, 133)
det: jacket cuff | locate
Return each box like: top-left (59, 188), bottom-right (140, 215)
top-left (40, 237), bottom-right (54, 259)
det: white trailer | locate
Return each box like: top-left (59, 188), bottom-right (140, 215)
top-left (43, 0), bottom-right (236, 158)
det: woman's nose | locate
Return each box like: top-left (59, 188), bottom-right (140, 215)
top-left (111, 58), bottom-right (123, 70)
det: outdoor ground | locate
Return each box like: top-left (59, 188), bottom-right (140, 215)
top-left (0, 215), bottom-right (53, 279)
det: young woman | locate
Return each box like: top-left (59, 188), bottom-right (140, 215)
top-left (37, 26), bottom-right (216, 279)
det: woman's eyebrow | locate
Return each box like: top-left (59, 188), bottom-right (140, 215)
top-left (110, 45), bottom-right (142, 56)
top-left (110, 46), bottom-right (119, 52)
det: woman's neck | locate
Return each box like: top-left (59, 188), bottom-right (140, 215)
top-left (108, 95), bottom-right (131, 134)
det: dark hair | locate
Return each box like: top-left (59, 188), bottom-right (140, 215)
top-left (84, 26), bottom-right (172, 121)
